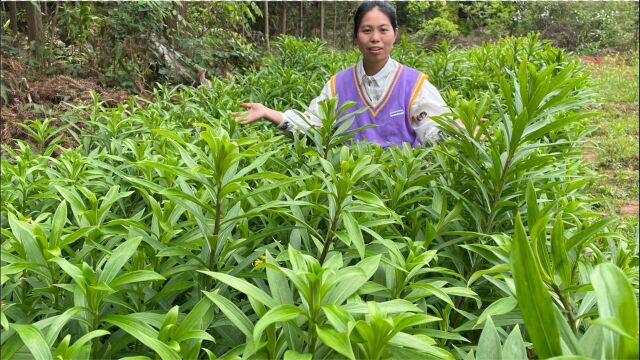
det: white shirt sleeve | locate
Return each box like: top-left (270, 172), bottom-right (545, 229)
top-left (278, 81), bottom-right (332, 133)
top-left (410, 79), bottom-right (451, 146)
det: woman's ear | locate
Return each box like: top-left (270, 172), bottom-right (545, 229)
top-left (394, 29), bottom-right (400, 44)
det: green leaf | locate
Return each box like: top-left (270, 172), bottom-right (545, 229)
top-left (203, 290), bottom-right (254, 338)
top-left (511, 214), bottom-right (562, 359)
top-left (11, 323), bottom-right (53, 360)
top-left (551, 306), bottom-right (580, 356)
top-left (591, 263), bottom-right (639, 359)
top-left (49, 200), bottom-right (67, 248)
top-left (550, 214), bottom-right (571, 286)
top-left (110, 270), bottom-right (165, 288)
top-left (566, 218), bottom-right (616, 251)
top-left (173, 296), bottom-right (214, 340)
top-left (342, 299), bottom-right (424, 314)
top-left (316, 325), bottom-right (355, 360)
top-left (475, 296), bottom-right (517, 328)
top-left (592, 318), bottom-right (639, 341)
top-left (253, 304), bottom-right (302, 341)
top-left (502, 325), bottom-right (527, 360)
top-left (321, 304), bottom-right (355, 333)
top-left (103, 315), bottom-right (181, 360)
top-left (99, 236), bottom-right (142, 284)
top-left (66, 330), bottom-right (110, 357)
top-left (283, 350), bottom-right (313, 360)
top-left (407, 283), bottom-right (454, 306)
top-left (325, 255), bottom-right (380, 305)
top-left (476, 316), bottom-right (501, 360)
top-left (342, 211), bottom-right (365, 260)
top-left (577, 325), bottom-right (603, 359)
top-left (265, 251), bottom-right (293, 305)
top-left (199, 271), bottom-right (277, 308)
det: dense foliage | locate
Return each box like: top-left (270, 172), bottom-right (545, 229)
top-left (1, 36), bottom-right (638, 359)
top-left (1, 1), bottom-right (637, 99)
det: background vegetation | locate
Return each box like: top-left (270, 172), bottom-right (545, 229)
top-left (1, 1), bottom-right (637, 93)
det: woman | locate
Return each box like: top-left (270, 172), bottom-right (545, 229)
top-left (235, 1), bottom-right (460, 147)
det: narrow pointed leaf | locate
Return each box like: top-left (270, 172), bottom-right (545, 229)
top-left (316, 325), bottom-right (355, 360)
top-left (511, 215), bottom-right (561, 359)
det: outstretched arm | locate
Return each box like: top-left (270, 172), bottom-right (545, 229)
top-left (234, 103), bottom-right (284, 126)
top-left (235, 80), bottom-right (332, 132)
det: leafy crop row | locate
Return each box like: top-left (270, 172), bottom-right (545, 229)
top-left (1, 35), bottom-right (637, 359)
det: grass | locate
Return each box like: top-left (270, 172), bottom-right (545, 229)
top-left (584, 53), bottom-right (639, 238)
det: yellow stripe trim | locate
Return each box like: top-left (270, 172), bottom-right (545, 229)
top-left (330, 75), bottom-right (336, 97)
top-left (371, 65), bottom-right (403, 117)
top-left (352, 67), bottom-right (371, 113)
top-left (408, 73), bottom-right (428, 124)
top-left (352, 65), bottom-right (404, 117)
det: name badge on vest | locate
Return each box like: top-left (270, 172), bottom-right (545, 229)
top-left (389, 110), bottom-right (405, 118)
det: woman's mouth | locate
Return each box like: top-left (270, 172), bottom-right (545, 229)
top-left (368, 47), bottom-right (383, 55)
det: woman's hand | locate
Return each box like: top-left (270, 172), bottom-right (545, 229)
top-left (454, 118), bottom-right (490, 140)
top-left (233, 103), bottom-right (283, 126)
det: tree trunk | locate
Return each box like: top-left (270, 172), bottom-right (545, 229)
top-left (165, 2), bottom-right (188, 44)
top-left (176, 2), bottom-right (187, 35)
top-left (26, 1), bottom-right (44, 60)
top-left (265, 1), bottom-right (270, 51)
top-left (320, 1), bottom-right (324, 40)
top-left (8, 1), bottom-right (18, 33)
top-left (333, 1), bottom-right (337, 45)
top-left (281, 3), bottom-right (287, 35)
top-left (299, 1), bottom-right (303, 37)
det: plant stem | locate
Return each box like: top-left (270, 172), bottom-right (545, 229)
top-left (485, 151), bottom-right (514, 234)
top-left (210, 182), bottom-right (222, 270)
top-left (318, 211), bottom-right (340, 264)
top-left (552, 283), bottom-right (578, 335)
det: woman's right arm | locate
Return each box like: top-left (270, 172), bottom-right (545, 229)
top-left (236, 103), bottom-right (284, 126)
top-left (235, 80), bottom-right (332, 132)
top-left (279, 81), bottom-right (332, 132)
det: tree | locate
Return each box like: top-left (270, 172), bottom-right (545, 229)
top-left (299, 1), bottom-right (303, 37)
top-left (281, 3), bottom-right (287, 34)
top-left (25, 1), bottom-right (43, 61)
top-left (7, 2), bottom-right (18, 33)
top-left (265, 0), bottom-right (270, 51)
top-left (165, 2), bottom-right (188, 44)
top-left (320, 1), bottom-right (324, 40)
top-left (333, 1), bottom-right (337, 45)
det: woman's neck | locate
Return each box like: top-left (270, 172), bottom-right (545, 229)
top-left (363, 57), bottom-right (389, 76)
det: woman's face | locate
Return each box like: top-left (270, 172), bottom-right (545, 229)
top-left (356, 8), bottom-right (397, 66)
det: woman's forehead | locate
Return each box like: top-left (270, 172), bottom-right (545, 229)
top-left (359, 8), bottom-right (392, 27)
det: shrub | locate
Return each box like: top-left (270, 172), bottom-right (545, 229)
top-left (415, 18), bottom-right (460, 48)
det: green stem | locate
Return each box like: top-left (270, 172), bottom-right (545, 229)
top-left (552, 283), bottom-right (578, 335)
top-left (318, 211), bottom-right (340, 264)
top-left (485, 151), bottom-right (514, 234)
top-left (210, 183), bottom-right (222, 270)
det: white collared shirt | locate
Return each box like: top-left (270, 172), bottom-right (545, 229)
top-left (279, 57), bottom-right (450, 146)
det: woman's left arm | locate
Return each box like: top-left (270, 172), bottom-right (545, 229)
top-left (410, 79), bottom-right (466, 146)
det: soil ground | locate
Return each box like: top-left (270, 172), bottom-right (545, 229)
top-left (1, 56), bottom-right (133, 150)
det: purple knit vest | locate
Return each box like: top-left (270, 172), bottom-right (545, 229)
top-left (331, 64), bottom-right (426, 148)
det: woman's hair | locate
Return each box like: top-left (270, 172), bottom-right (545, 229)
top-left (353, 1), bottom-right (398, 40)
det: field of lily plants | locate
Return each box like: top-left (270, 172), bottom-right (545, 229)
top-left (1, 35), bottom-right (638, 359)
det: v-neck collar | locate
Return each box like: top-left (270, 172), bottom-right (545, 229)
top-left (352, 61), bottom-right (403, 117)
top-left (356, 58), bottom-right (396, 87)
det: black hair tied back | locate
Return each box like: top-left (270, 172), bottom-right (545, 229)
top-left (353, 1), bottom-right (398, 40)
